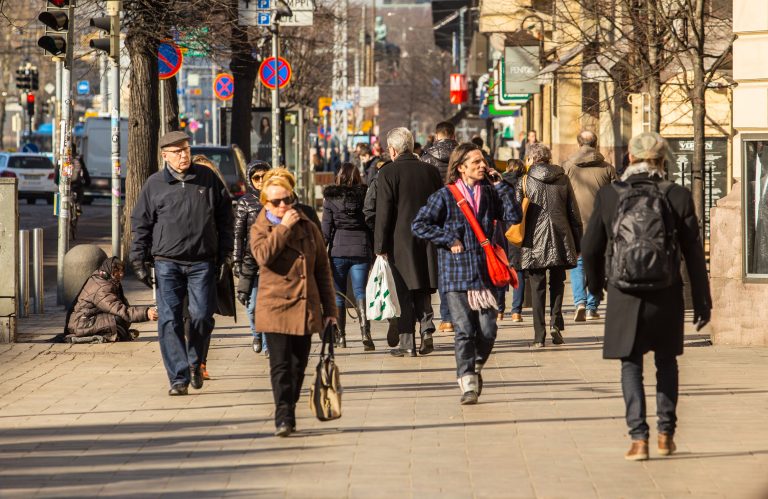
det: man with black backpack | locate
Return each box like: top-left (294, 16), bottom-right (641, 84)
top-left (581, 132), bottom-right (711, 462)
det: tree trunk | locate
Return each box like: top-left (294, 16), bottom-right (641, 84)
top-left (690, 0), bottom-right (706, 245)
top-left (646, 0), bottom-right (662, 133)
top-left (123, 31), bottom-right (160, 262)
top-left (162, 76), bottom-right (180, 133)
top-left (0, 95), bottom-right (6, 150)
top-left (229, 1), bottom-right (257, 161)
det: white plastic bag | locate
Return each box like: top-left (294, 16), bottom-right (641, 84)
top-left (365, 256), bottom-right (401, 321)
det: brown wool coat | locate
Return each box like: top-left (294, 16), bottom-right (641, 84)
top-left (249, 209), bottom-right (338, 336)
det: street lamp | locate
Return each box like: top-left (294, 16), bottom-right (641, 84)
top-left (269, 0), bottom-right (292, 168)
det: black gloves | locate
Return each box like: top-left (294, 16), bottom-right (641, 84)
top-left (694, 308), bottom-right (711, 331)
top-left (237, 291), bottom-right (251, 307)
top-left (131, 260), bottom-right (154, 289)
top-left (217, 255), bottom-right (233, 281)
top-left (233, 261), bottom-right (242, 279)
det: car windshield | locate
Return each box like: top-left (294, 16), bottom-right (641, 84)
top-left (8, 156), bottom-right (54, 170)
top-left (191, 148), bottom-right (236, 177)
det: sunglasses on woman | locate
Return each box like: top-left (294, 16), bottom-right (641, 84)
top-left (268, 194), bottom-right (296, 206)
top-left (252, 173), bottom-right (265, 181)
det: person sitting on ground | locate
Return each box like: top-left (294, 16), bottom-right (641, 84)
top-left (61, 257), bottom-right (158, 343)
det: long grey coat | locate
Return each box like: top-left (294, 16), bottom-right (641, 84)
top-left (581, 173), bottom-right (712, 359)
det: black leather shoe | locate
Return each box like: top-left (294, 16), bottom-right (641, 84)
top-left (252, 336), bottom-right (263, 354)
top-left (168, 383), bottom-right (188, 396)
top-left (275, 423), bottom-right (293, 437)
top-left (550, 327), bottom-right (564, 345)
top-left (419, 332), bottom-right (434, 355)
top-left (190, 366), bottom-right (204, 389)
top-left (389, 348), bottom-right (416, 358)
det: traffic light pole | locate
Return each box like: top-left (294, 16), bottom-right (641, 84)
top-left (56, 59), bottom-right (72, 305)
top-left (271, 23), bottom-right (280, 168)
top-left (108, 0), bottom-right (121, 258)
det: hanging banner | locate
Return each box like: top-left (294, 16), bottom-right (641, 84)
top-left (450, 73), bottom-right (468, 105)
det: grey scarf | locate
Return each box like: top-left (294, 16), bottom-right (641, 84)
top-left (620, 162), bottom-right (664, 181)
top-left (166, 164), bottom-right (188, 182)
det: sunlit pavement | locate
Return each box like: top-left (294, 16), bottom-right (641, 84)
top-left (3, 278), bottom-right (768, 498)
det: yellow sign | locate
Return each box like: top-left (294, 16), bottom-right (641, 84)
top-left (318, 97), bottom-right (332, 117)
top-left (361, 120), bottom-right (373, 133)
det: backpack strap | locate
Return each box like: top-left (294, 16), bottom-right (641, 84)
top-left (446, 184), bottom-right (491, 247)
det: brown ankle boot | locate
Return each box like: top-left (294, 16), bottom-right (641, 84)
top-left (625, 440), bottom-right (649, 461)
top-left (657, 433), bottom-right (676, 456)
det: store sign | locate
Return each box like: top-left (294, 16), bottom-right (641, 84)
top-left (450, 73), bottom-right (468, 105)
top-left (503, 46), bottom-right (540, 95)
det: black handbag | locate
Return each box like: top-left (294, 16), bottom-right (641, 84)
top-left (308, 323), bottom-right (343, 421)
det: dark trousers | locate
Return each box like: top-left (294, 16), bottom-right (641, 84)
top-left (511, 270), bottom-right (525, 314)
top-left (439, 288), bottom-right (452, 323)
top-left (446, 291), bottom-right (497, 377)
top-left (528, 267), bottom-right (566, 343)
top-left (621, 350), bottom-right (679, 440)
top-left (155, 260), bottom-right (216, 387)
top-left (390, 265), bottom-right (434, 350)
top-left (265, 333), bottom-right (312, 428)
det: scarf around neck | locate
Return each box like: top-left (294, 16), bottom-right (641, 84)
top-left (620, 162), bottom-right (664, 182)
top-left (265, 209), bottom-right (283, 225)
top-left (455, 178), bottom-right (482, 214)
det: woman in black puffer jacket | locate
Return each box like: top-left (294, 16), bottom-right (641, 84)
top-left (511, 143), bottom-right (582, 348)
top-left (322, 162), bottom-right (374, 351)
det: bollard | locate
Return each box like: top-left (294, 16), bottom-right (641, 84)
top-left (32, 228), bottom-right (44, 314)
top-left (18, 230), bottom-right (30, 318)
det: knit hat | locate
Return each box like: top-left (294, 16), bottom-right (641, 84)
top-left (628, 132), bottom-right (668, 160)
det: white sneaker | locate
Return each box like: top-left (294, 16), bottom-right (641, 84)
top-left (574, 304), bottom-right (586, 322)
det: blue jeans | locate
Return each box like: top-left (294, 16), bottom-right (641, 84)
top-left (495, 287), bottom-right (506, 314)
top-left (439, 288), bottom-right (452, 322)
top-left (511, 270), bottom-right (525, 314)
top-left (246, 283), bottom-right (268, 352)
top-left (621, 350), bottom-right (679, 440)
top-left (331, 257), bottom-right (369, 308)
top-left (155, 260), bottom-right (216, 387)
top-left (445, 291), bottom-right (498, 377)
top-left (571, 256), bottom-right (600, 310)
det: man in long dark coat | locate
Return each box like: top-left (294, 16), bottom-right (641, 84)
top-left (375, 127), bottom-right (443, 356)
top-left (582, 132), bottom-right (711, 461)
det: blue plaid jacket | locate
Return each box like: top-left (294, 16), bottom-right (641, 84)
top-left (412, 181), bottom-right (521, 292)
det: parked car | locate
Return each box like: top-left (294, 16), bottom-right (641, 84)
top-left (0, 152), bottom-right (56, 204)
top-left (190, 144), bottom-right (248, 200)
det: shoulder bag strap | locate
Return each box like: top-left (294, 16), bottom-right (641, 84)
top-left (446, 184), bottom-right (491, 246)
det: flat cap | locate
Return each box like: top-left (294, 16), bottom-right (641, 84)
top-left (159, 130), bottom-right (190, 149)
top-left (628, 132), bottom-right (668, 160)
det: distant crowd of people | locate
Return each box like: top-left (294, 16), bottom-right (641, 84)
top-left (57, 122), bottom-right (712, 460)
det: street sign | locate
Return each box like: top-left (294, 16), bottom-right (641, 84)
top-left (259, 57), bottom-right (292, 90)
top-left (279, 0), bottom-right (314, 26)
top-left (257, 12), bottom-right (271, 26)
top-left (318, 96), bottom-right (332, 117)
top-left (257, 0), bottom-right (270, 8)
top-left (331, 100), bottom-right (353, 110)
top-left (318, 126), bottom-right (330, 140)
top-left (213, 73), bottom-right (235, 101)
top-left (21, 143), bottom-right (39, 153)
top-left (76, 80), bottom-right (90, 95)
top-left (158, 41), bottom-right (183, 80)
top-left (44, 83), bottom-right (55, 95)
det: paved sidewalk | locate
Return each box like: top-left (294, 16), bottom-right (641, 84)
top-left (2, 280), bottom-right (767, 498)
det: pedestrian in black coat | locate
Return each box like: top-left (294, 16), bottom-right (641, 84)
top-left (375, 127), bottom-right (443, 356)
top-left (322, 163), bottom-right (375, 351)
top-left (581, 132), bottom-right (712, 461)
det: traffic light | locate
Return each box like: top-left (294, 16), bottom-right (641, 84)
top-left (38, 0), bottom-right (73, 63)
top-left (15, 68), bottom-right (31, 90)
top-left (89, 1), bottom-right (120, 60)
top-left (30, 69), bottom-right (39, 91)
top-left (26, 94), bottom-right (36, 116)
top-left (42, 100), bottom-right (51, 116)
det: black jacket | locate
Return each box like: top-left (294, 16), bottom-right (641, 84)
top-left (502, 169), bottom-right (525, 269)
top-left (582, 172), bottom-right (712, 359)
top-left (130, 164), bottom-right (234, 264)
top-left (363, 156), bottom-right (382, 186)
top-left (420, 138), bottom-right (457, 183)
top-left (233, 163), bottom-right (265, 278)
top-left (322, 184), bottom-right (372, 259)
top-left (512, 163), bottom-right (582, 270)
top-left (374, 153), bottom-right (443, 290)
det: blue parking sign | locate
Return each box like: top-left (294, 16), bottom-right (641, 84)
top-left (77, 80), bottom-right (90, 95)
top-left (257, 12), bottom-right (271, 25)
top-left (257, 0), bottom-right (270, 8)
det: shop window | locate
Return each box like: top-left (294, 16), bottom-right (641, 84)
top-left (743, 136), bottom-right (768, 278)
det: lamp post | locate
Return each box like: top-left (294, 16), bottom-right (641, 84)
top-left (269, 0), bottom-right (293, 168)
top-left (520, 14), bottom-right (545, 141)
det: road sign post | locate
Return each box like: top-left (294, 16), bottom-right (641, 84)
top-left (213, 73), bottom-right (235, 101)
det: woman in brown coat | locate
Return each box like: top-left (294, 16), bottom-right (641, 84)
top-left (250, 169), bottom-right (338, 437)
top-left (64, 257), bottom-right (158, 343)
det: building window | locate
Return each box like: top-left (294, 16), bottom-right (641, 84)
top-left (582, 81), bottom-right (599, 119)
top-left (743, 136), bottom-right (768, 278)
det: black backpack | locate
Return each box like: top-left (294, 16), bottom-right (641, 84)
top-left (607, 179), bottom-right (679, 291)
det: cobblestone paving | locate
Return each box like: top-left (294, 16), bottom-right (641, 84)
top-left (2, 281), bottom-right (767, 498)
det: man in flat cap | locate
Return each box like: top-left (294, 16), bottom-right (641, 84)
top-left (130, 131), bottom-right (234, 396)
top-left (581, 132), bottom-right (711, 461)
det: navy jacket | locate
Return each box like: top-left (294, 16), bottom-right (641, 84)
top-left (412, 181), bottom-right (520, 292)
top-left (130, 164), bottom-right (234, 264)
